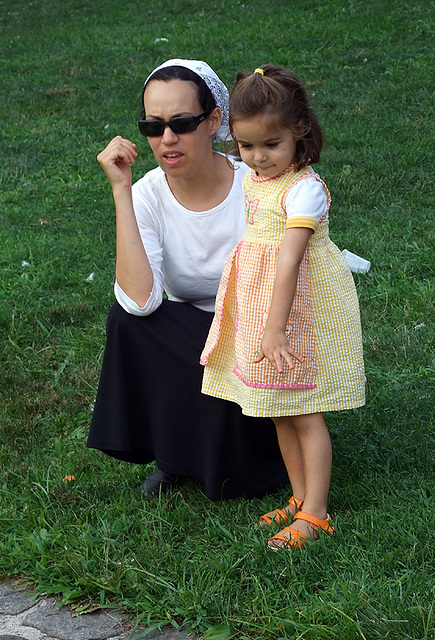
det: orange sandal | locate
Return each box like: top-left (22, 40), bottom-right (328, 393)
top-left (259, 495), bottom-right (304, 527)
top-left (267, 510), bottom-right (335, 550)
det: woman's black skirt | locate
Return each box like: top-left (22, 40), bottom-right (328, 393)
top-left (87, 300), bottom-right (288, 500)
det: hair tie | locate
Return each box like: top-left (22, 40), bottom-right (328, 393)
top-left (254, 68), bottom-right (264, 75)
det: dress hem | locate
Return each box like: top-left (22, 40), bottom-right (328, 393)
top-left (201, 386), bottom-right (365, 418)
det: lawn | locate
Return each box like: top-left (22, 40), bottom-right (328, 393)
top-left (0, 0), bottom-right (434, 638)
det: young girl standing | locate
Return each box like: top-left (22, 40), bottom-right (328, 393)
top-left (200, 65), bottom-right (365, 549)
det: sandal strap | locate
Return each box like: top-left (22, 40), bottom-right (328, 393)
top-left (259, 508), bottom-right (289, 525)
top-left (260, 496), bottom-right (303, 526)
top-left (275, 508), bottom-right (289, 523)
top-left (288, 495), bottom-right (304, 510)
top-left (293, 510), bottom-right (333, 532)
top-left (268, 525), bottom-right (309, 549)
top-left (259, 514), bottom-right (273, 525)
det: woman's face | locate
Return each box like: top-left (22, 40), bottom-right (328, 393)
top-left (143, 79), bottom-right (218, 180)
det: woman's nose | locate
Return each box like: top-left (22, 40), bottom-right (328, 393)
top-left (161, 125), bottom-right (178, 143)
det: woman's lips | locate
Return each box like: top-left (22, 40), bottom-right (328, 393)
top-left (162, 152), bottom-right (184, 166)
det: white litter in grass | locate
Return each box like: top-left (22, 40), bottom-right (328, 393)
top-left (21, 260), bottom-right (30, 267)
top-left (342, 249), bottom-right (371, 273)
top-left (413, 323), bottom-right (426, 330)
top-left (86, 272), bottom-right (95, 282)
top-left (154, 37), bottom-right (169, 43)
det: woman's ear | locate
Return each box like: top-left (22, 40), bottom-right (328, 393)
top-left (208, 106), bottom-right (222, 137)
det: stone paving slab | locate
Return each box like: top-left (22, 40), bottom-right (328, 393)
top-left (0, 582), bottom-right (197, 640)
top-left (0, 588), bottom-right (41, 617)
top-left (0, 636), bottom-right (35, 640)
top-left (22, 599), bottom-right (124, 639)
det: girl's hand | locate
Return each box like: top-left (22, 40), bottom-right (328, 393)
top-left (253, 329), bottom-right (304, 374)
top-left (97, 136), bottom-right (138, 188)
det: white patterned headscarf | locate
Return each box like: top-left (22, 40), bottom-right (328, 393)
top-left (143, 58), bottom-right (230, 142)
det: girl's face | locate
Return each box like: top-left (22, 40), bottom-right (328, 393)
top-left (143, 79), bottom-right (219, 180)
top-left (232, 115), bottom-right (298, 179)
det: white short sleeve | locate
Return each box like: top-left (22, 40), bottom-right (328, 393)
top-left (285, 177), bottom-right (328, 222)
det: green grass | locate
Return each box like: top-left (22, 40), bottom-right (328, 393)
top-left (0, 0), bottom-right (434, 638)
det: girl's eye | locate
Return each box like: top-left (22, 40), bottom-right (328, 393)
top-left (267, 143), bottom-right (278, 148)
top-left (240, 144), bottom-right (252, 149)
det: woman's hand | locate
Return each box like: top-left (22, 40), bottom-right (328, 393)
top-left (97, 136), bottom-right (138, 188)
top-left (253, 329), bottom-right (303, 374)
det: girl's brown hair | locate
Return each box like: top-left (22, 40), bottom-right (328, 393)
top-left (229, 65), bottom-right (323, 171)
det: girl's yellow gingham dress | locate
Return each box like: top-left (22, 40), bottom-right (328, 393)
top-left (200, 166), bottom-right (365, 417)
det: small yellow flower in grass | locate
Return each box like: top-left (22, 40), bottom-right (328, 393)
top-left (63, 475), bottom-right (76, 482)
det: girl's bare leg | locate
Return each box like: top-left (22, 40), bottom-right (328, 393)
top-left (259, 419), bottom-right (305, 524)
top-left (273, 412), bottom-right (332, 542)
top-left (274, 417), bottom-right (305, 502)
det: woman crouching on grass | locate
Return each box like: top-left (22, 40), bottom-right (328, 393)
top-left (87, 59), bottom-right (288, 500)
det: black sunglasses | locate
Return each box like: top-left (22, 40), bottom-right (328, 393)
top-left (138, 109), bottom-right (212, 137)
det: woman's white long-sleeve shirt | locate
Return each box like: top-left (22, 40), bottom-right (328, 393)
top-left (114, 158), bottom-right (249, 315)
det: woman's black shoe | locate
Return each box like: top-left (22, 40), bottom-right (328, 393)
top-left (139, 468), bottom-right (178, 496)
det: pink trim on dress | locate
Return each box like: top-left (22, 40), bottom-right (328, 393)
top-left (251, 165), bottom-right (297, 183)
top-left (233, 365), bottom-right (316, 390)
top-left (199, 243), bottom-right (240, 365)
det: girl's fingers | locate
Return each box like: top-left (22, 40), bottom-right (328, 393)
top-left (274, 355), bottom-right (284, 374)
top-left (280, 351), bottom-right (295, 371)
top-left (291, 350), bottom-right (304, 364)
top-left (253, 349), bottom-right (265, 363)
top-left (254, 342), bottom-right (304, 372)
top-left (265, 348), bottom-right (302, 373)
